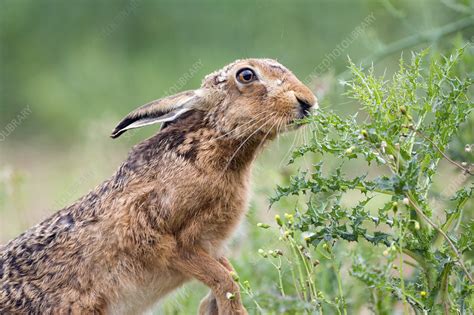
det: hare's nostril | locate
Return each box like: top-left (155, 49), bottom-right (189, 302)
top-left (296, 97), bottom-right (312, 109)
top-left (296, 97), bottom-right (312, 118)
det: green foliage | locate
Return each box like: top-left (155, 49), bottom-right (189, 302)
top-left (257, 49), bottom-right (473, 314)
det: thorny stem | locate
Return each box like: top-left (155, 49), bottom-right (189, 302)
top-left (439, 264), bottom-right (452, 315)
top-left (454, 197), bottom-right (469, 232)
top-left (407, 194), bottom-right (473, 283)
top-left (401, 292), bottom-right (426, 312)
top-left (328, 249), bottom-right (347, 315)
top-left (354, 185), bottom-right (394, 196)
top-left (410, 127), bottom-right (473, 176)
top-left (397, 223), bottom-right (410, 314)
top-left (402, 249), bottom-right (433, 288)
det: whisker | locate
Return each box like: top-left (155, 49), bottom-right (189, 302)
top-left (275, 113), bottom-right (296, 166)
top-left (280, 130), bottom-right (298, 168)
top-left (255, 118), bottom-right (280, 154)
top-left (226, 114), bottom-right (272, 141)
top-left (222, 114), bottom-right (276, 174)
top-left (198, 113), bottom-right (270, 149)
top-left (302, 126), bottom-right (310, 168)
top-left (213, 111), bottom-right (269, 141)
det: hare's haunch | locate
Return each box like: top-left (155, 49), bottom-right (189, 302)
top-left (0, 59), bottom-right (317, 314)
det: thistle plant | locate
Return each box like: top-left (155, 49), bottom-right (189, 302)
top-left (258, 49), bottom-right (473, 314)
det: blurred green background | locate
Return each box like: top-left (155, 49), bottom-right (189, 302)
top-left (1, 0), bottom-right (473, 314)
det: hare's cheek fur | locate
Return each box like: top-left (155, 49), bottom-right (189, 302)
top-left (268, 91), bottom-right (301, 118)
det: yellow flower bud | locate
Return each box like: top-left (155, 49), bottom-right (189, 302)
top-left (275, 214), bottom-right (283, 226)
top-left (257, 222), bottom-right (270, 229)
top-left (230, 271), bottom-right (239, 282)
top-left (414, 221), bottom-right (420, 230)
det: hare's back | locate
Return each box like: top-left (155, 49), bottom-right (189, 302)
top-left (0, 206), bottom-right (108, 312)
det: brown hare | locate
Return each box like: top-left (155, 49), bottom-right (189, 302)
top-left (0, 58), bottom-right (317, 314)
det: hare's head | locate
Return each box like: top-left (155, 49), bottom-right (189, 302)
top-left (111, 59), bottom-right (317, 140)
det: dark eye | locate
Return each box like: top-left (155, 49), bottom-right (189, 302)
top-left (236, 68), bottom-right (256, 84)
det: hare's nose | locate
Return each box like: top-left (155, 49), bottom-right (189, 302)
top-left (297, 96), bottom-right (311, 112)
top-left (296, 96), bottom-right (315, 118)
top-left (294, 88), bottom-right (318, 109)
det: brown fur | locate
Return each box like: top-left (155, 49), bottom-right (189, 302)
top-left (0, 59), bottom-right (316, 314)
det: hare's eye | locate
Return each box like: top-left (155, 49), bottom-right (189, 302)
top-left (236, 68), bottom-right (256, 84)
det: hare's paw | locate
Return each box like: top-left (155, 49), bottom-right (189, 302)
top-left (198, 291), bottom-right (218, 315)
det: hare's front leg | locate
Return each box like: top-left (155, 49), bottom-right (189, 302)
top-left (174, 249), bottom-right (246, 315)
top-left (198, 257), bottom-right (239, 315)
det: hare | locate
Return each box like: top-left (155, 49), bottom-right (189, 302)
top-left (0, 58), bottom-right (317, 314)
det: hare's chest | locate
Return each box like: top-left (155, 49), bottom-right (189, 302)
top-left (197, 175), bottom-right (251, 243)
top-left (162, 166), bottom-right (252, 250)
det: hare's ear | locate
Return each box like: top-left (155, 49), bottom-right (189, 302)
top-left (111, 89), bottom-right (205, 138)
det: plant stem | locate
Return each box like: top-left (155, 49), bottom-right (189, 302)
top-left (288, 235), bottom-right (309, 300)
top-left (239, 282), bottom-right (264, 313)
top-left (411, 127), bottom-right (473, 175)
top-left (271, 258), bottom-right (286, 297)
top-left (439, 264), bottom-right (452, 315)
top-left (331, 254), bottom-right (347, 315)
top-left (397, 223), bottom-right (411, 314)
top-left (454, 197), bottom-right (468, 231)
top-left (288, 259), bottom-right (302, 299)
top-left (292, 238), bottom-right (318, 298)
top-left (407, 194), bottom-right (473, 283)
top-left (354, 185), bottom-right (394, 196)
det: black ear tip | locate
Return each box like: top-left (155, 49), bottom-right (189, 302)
top-left (110, 117), bottom-right (136, 139)
top-left (110, 129), bottom-right (124, 139)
